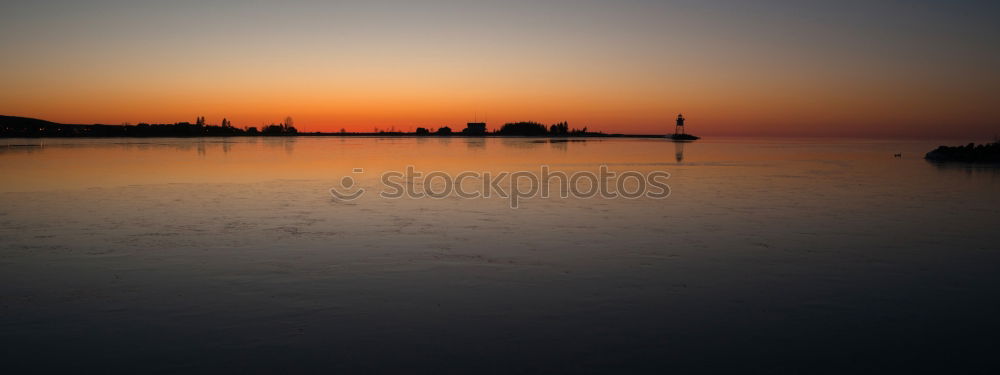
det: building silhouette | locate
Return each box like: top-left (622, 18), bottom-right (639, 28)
top-left (463, 122), bottom-right (487, 135)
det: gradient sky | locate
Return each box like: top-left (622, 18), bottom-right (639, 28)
top-left (2, 0), bottom-right (998, 137)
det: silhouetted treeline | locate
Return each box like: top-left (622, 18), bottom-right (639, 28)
top-left (925, 141), bottom-right (1000, 163)
top-left (498, 122), bottom-right (548, 136)
top-left (549, 122), bottom-right (570, 135)
top-left (1, 115), bottom-right (296, 137)
top-left (260, 117), bottom-right (299, 135)
top-left (3, 115), bottom-right (618, 138)
top-left (496, 121), bottom-right (591, 136)
top-left (402, 122), bottom-right (597, 136)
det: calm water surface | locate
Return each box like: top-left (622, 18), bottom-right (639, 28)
top-left (1, 137), bottom-right (999, 373)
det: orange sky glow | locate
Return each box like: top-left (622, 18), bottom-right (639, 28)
top-left (2, 1), bottom-right (997, 138)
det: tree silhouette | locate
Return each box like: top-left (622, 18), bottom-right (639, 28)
top-left (548, 122), bottom-right (569, 135)
top-left (498, 121), bottom-right (548, 136)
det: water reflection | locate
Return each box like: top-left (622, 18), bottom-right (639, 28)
top-left (262, 137), bottom-right (297, 155)
top-left (501, 138), bottom-right (544, 149)
top-left (2, 137), bottom-right (998, 192)
top-left (0, 143), bottom-right (44, 154)
top-left (2, 137), bottom-right (1000, 373)
top-left (924, 159), bottom-right (1000, 180)
top-left (495, 138), bottom-right (593, 152)
top-left (466, 138), bottom-right (486, 150)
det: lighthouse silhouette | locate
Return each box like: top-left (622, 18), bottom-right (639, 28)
top-left (674, 114), bottom-right (686, 135)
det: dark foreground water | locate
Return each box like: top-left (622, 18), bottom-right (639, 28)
top-left (1, 137), bottom-right (999, 374)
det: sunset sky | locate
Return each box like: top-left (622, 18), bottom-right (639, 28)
top-left (2, 0), bottom-right (998, 137)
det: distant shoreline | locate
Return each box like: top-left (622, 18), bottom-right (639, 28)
top-left (0, 115), bottom-right (673, 139)
top-left (925, 141), bottom-right (1000, 163)
top-left (0, 133), bottom-right (672, 139)
top-left (279, 132), bottom-right (669, 138)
